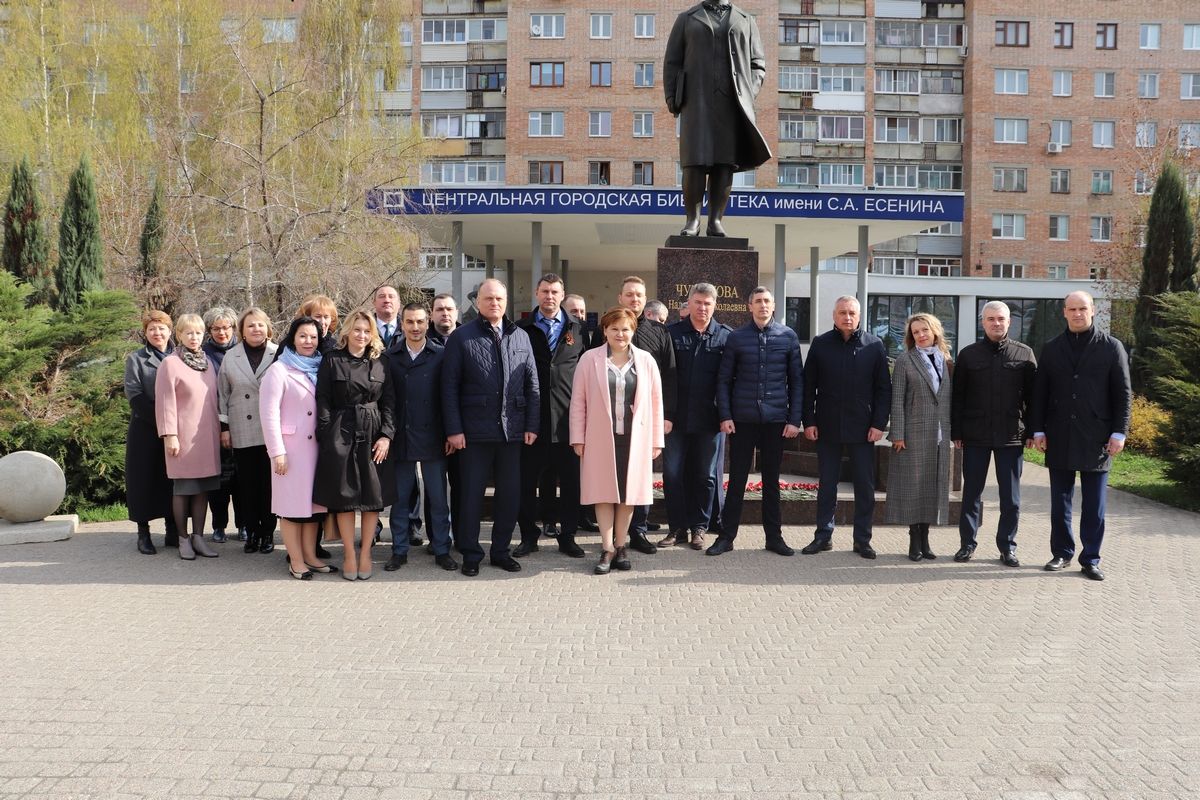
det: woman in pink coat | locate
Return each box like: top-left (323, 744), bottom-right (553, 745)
top-left (570, 307), bottom-right (664, 574)
top-left (259, 317), bottom-right (331, 580)
top-left (155, 313), bottom-right (221, 561)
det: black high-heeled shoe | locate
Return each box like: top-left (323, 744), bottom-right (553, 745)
top-left (908, 525), bottom-right (922, 562)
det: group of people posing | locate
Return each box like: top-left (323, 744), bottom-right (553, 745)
top-left (124, 276), bottom-right (1131, 582)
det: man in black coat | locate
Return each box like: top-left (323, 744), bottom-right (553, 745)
top-left (707, 287), bottom-right (803, 556)
top-left (383, 303), bottom-right (458, 573)
top-left (951, 300), bottom-right (1037, 567)
top-left (1031, 291), bottom-right (1131, 581)
top-left (591, 276), bottom-right (678, 553)
top-left (442, 279), bottom-right (540, 576)
top-left (800, 296), bottom-right (891, 559)
top-left (513, 273), bottom-right (587, 559)
top-left (659, 283), bottom-right (732, 551)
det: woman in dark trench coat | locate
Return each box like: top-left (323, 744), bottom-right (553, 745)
top-left (313, 310), bottom-right (395, 581)
top-left (124, 310), bottom-right (178, 554)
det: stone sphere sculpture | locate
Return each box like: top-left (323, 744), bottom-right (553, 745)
top-left (0, 451), bottom-right (67, 523)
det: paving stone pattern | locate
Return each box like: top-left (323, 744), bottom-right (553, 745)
top-left (0, 464), bottom-right (1197, 800)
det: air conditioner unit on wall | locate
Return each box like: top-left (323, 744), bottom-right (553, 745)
top-left (1047, 142), bottom-right (1063, 154)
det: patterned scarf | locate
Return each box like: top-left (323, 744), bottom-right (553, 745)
top-left (279, 346), bottom-right (322, 386)
top-left (178, 347), bottom-right (210, 372)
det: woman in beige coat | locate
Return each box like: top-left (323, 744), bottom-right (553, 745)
top-left (570, 307), bottom-right (664, 574)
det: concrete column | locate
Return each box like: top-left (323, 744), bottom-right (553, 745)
top-left (505, 259), bottom-right (515, 320)
top-left (561, 259), bottom-right (569, 285)
top-left (485, 244), bottom-right (495, 280)
top-left (451, 221), bottom-right (464, 306)
top-left (550, 244), bottom-right (560, 274)
top-left (856, 224), bottom-right (869, 330)
top-left (774, 224), bottom-right (786, 323)
top-left (531, 222), bottom-right (543, 307)
top-left (958, 294), bottom-right (977, 352)
top-left (809, 245), bottom-right (820, 342)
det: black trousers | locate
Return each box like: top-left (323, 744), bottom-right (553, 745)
top-left (720, 422), bottom-right (785, 543)
top-left (457, 441), bottom-right (521, 565)
top-left (232, 445), bottom-right (276, 541)
top-left (815, 440), bottom-right (875, 545)
top-left (518, 440), bottom-right (581, 543)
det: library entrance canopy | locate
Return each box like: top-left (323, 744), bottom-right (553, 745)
top-left (367, 185), bottom-right (963, 288)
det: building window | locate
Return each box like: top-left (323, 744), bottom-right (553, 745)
top-left (918, 257), bottom-right (962, 277)
top-left (778, 163), bottom-right (817, 187)
top-left (1183, 74), bottom-right (1200, 100)
top-left (782, 18), bottom-right (820, 45)
top-left (1180, 123), bottom-right (1200, 149)
top-left (632, 161), bottom-right (654, 185)
top-left (1140, 23), bottom-right (1161, 49)
top-left (1136, 122), bottom-right (1158, 148)
top-left (588, 161), bottom-right (611, 185)
top-left (992, 213), bottom-right (1026, 239)
top-left (528, 111), bottom-right (564, 137)
top-left (262, 18), bottom-right (298, 43)
top-left (1046, 121), bottom-right (1075, 148)
top-left (466, 64), bottom-right (505, 91)
top-left (423, 66), bottom-right (465, 90)
top-left (1052, 70), bottom-right (1072, 97)
top-left (921, 69), bottom-right (962, 95)
top-left (588, 110), bottom-right (611, 137)
top-left (876, 69), bottom-right (920, 94)
top-left (874, 163), bottom-right (919, 189)
top-left (819, 66), bottom-right (865, 93)
top-left (821, 21), bottom-right (865, 45)
top-left (423, 19), bottom-right (466, 43)
top-left (1053, 21), bottom-right (1073, 48)
top-left (529, 161), bottom-right (564, 184)
top-left (1047, 264), bottom-right (1069, 280)
top-left (1139, 73), bottom-right (1160, 99)
top-left (875, 20), bottom-right (920, 47)
top-left (1090, 216), bottom-right (1112, 242)
top-left (1091, 170), bottom-right (1113, 194)
top-left (780, 65), bottom-right (818, 92)
top-left (1049, 215), bottom-right (1069, 241)
top-left (85, 68), bottom-right (108, 94)
top-left (634, 14), bottom-right (655, 38)
top-left (868, 296), bottom-right (958, 358)
top-left (994, 69), bottom-right (1029, 95)
top-left (820, 115), bottom-right (865, 141)
top-left (423, 113), bottom-right (463, 138)
top-left (1096, 23), bottom-right (1118, 49)
top-left (179, 70), bottom-right (196, 94)
top-left (923, 22), bottom-right (964, 47)
top-left (529, 14), bottom-right (564, 38)
top-left (1092, 121), bottom-right (1115, 148)
top-left (819, 163), bottom-right (865, 187)
top-left (1089, 266), bottom-right (1110, 281)
top-left (136, 70), bottom-right (151, 94)
top-left (872, 257), bottom-right (917, 276)
top-left (1094, 71), bottom-right (1115, 98)
top-left (993, 167), bottom-right (1027, 192)
top-left (995, 21), bottom-right (1029, 47)
top-left (530, 62), bottom-right (564, 87)
top-left (875, 116), bottom-right (920, 143)
top-left (632, 111), bottom-right (654, 137)
top-left (733, 171), bottom-right (756, 188)
top-left (994, 118), bottom-right (1028, 144)
top-left (590, 13), bottom-right (612, 39)
top-left (1186, 24), bottom-right (1200, 50)
top-left (922, 117), bottom-right (962, 143)
top-left (1050, 169), bottom-right (1071, 194)
top-left (779, 113), bottom-right (818, 141)
top-left (464, 112), bottom-right (504, 139)
top-left (422, 160), bottom-right (505, 185)
top-left (991, 263), bottom-right (1025, 279)
top-left (634, 62), bottom-right (654, 87)
top-left (590, 62), bottom-right (612, 87)
top-left (1134, 170), bottom-right (1154, 195)
top-left (919, 164), bottom-right (962, 190)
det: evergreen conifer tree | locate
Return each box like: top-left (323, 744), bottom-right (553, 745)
top-left (2, 157), bottom-right (53, 305)
top-left (138, 180), bottom-right (164, 280)
top-left (54, 156), bottom-right (104, 312)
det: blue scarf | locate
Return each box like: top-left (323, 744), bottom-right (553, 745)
top-left (279, 347), bottom-right (322, 386)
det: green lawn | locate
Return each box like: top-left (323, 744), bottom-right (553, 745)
top-left (1024, 448), bottom-right (1198, 512)
top-left (75, 503), bottom-right (129, 523)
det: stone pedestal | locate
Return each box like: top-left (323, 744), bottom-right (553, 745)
top-left (0, 515), bottom-right (77, 546)
top-left (657, 237), bottom-right (759, 328)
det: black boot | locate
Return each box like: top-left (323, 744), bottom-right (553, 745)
top-left (136, 524), bottom-right (157, 555)
top-left (258, 526), bottom-right (275, 554)
top-left (163, 520), bottom-right (179, 549)
top-left (243, 529), bottom-right (259, 554)
top-left (920, 524), bottom-right (937, 560)
top-left (907, 525), bottom-right (922, 562)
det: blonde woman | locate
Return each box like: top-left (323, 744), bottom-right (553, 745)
top-left (314, 310), bottom-right (395, 580)
top-left (886, 313), bottom-right (954, 562)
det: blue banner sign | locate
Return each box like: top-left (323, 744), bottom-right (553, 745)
top-left (368, 187), bottom-right (962, 223)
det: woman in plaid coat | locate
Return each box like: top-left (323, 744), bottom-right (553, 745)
top-left (885, 313), bottom-right (954, 562)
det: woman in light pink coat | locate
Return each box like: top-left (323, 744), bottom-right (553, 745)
top-left (155, 314), bottom-right (221, 561)
top-left (570, 307), bottom-right (664, 574)
top-left (259, 317), bottom-right (331, 580)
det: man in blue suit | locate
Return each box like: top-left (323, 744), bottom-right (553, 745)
top-left (800, 296), bottom-right (891, 559)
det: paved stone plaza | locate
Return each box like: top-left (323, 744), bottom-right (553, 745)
top-left (1, 463), bottom-right (1197, 800)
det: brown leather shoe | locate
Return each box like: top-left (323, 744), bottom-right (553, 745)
top-left (656, 528), bottom-right (686, 548)
top-left (689, 529), bottom-right (706, 550)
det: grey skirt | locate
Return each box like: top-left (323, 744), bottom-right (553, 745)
top-left (173, 475), bottom-right (221, 495)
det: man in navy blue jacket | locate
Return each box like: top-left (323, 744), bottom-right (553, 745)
top-left (800, 295), bottom-right (891, 558)
top-left (707, 287), bottom-right (804, 556)
top-left (442, 279), bottom-right (541, 576)
top-left (659, 283), bottom-right (733, 552)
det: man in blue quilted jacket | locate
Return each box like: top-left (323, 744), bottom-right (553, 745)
top-left (707, 287), bottom-right (804, 556)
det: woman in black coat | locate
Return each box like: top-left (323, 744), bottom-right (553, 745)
top-left (124, 310), bottom-right (178, 555)
top-left (314, 310), bottom-right (395, 580)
